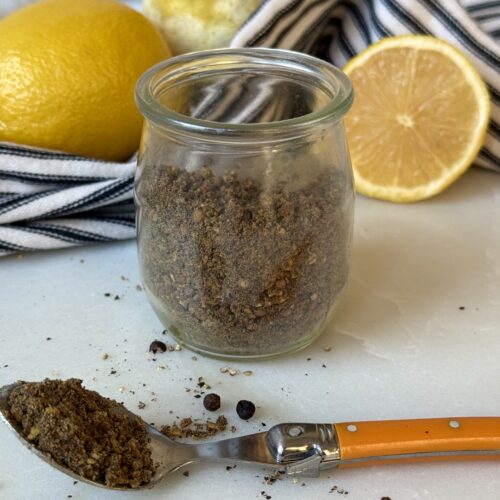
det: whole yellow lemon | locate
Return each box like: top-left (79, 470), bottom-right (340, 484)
top-left (0, 0), bottom-right (171, 161)
top-left (144, 0), bottom-right (262, 55)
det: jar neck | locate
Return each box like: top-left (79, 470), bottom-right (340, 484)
top-left (135, 48), bottom-right (353, 143)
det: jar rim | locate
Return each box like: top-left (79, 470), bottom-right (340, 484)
top-left (135, 48), bottom-right (353, 140)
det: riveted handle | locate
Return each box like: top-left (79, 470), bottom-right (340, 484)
top-left (334, 417), bottom-right (500, 467)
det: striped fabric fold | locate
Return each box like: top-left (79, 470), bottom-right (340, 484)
top-left (1, 0), bottom-right (498, 255)
top-left (0, 143), bottom-right (136, 254)
top-left (461, 0), bottom-right (500, 40)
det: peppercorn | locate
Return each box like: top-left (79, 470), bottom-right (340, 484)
top-left (236, 400), bottom-right (255, 420)
top-left (149, 340), bottom-right (167, 354)
top-left (203, 393), bottom-right (221, 411)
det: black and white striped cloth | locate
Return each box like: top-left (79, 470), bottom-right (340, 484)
top-left (1, 0), bottom-right (498, 255)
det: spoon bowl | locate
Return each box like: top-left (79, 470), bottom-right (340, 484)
top-left (0, 382), bottom-right (200, 490)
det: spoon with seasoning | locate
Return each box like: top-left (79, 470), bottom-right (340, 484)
top-left (1, 380), bottom-right (500, 490)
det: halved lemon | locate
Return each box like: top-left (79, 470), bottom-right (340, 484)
top-left (343, 35), bottom-right (490, 203)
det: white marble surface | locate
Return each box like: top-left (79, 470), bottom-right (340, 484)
top-left (1, 167), bottom-right (499, 500)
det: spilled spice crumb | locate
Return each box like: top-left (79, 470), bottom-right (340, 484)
top-left (180, 417), bottom-right (192, 428)
top-left (264, 470), bottom-right (284, 484)
top-left (7, 379), bottom-right (155, 488)
top-left (330, 485), bottom-right (349, 495)
top-left (197, 376), bottom-right (211, 390)
top-left (220, 366), bottom-right (239, 376)
top-left (161, 415), bottom-right (227, 440)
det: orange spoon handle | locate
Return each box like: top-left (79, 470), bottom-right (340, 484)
top-left (334, 417), bottom-right (500, 467)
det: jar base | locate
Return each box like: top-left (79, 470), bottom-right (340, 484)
top-left (164, 325), bottom-right (329, 361)
top-left (143, 282), bottom-right (345, 361)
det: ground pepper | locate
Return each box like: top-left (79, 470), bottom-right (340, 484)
top-left (137, 164), bottom-right (351, 355)
top-left (7, 379), bottom-right (155, 488)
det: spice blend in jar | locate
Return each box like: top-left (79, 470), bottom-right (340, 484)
top-left (137, 163), bottom-right (351, 357)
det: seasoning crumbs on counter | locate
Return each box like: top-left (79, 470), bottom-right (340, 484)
top-left (264, 470), bottom-right (284, 485)
top-left (161, 415), bottom-right (228, 440)
top-left (220, 366), bottom-right (239, 376)
top-left (330, 485), bottom-right (349, 495)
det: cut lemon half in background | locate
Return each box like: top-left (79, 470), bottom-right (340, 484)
top-left (343, 35), bottom-right (490, 203)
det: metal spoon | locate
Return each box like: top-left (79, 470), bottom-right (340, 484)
top-left (2, 382), bottom-right (500, 490)
top-left (0, 382), bottom-right (337, 490)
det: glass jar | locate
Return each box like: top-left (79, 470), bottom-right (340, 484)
top-left (135, 48), bottom-right (354, 360)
